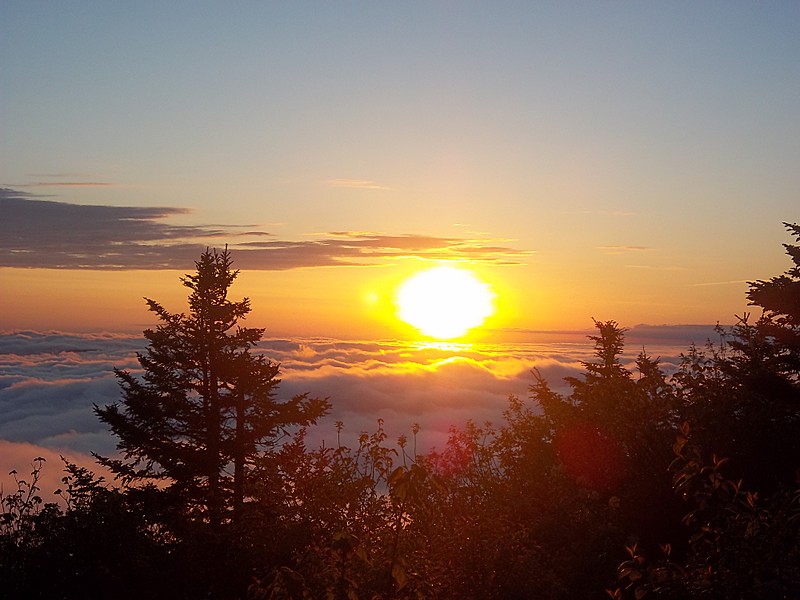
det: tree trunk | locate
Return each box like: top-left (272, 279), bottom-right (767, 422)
top-left (233, 389), bottom-right (245, 524)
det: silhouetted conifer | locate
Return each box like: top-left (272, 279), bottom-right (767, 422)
top-left (748, 221), bottom-right (800, 374)
top-left (94, 247), bottom-right (329, 526)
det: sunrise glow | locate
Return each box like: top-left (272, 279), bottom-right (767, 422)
top-left (396, 266), bottom-right (496, 339)
top-left (2, 4), bottom-right (799, 596)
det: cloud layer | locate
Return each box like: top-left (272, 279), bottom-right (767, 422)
top-left (0, 326), bottom-right (718, 496)
top-left (1, 189), bottom-right (528, 270)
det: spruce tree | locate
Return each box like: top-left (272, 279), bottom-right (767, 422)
top-left (748, 221), bottom-right (800, 374)
top-left (95, 247), bottom-right (328, 525)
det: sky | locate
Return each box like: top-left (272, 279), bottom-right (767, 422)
top-left (1, 2), bottom-right (798, 338)
top-left (1, 3), bottom-right (799, 492)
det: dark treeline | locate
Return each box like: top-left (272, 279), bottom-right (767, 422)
top-left (2, 225), bottom-right (799, 599)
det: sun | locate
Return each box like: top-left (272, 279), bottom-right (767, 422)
top-left (396, 266), bottom-right (496, 339)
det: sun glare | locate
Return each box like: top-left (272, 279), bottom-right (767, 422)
top-left (396, 266), bottom-right (495, 339)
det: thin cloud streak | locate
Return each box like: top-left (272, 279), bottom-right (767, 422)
top-left (582, 210), bottom-right (636, 217)
top-left (625, 264), bottom-right (688, 271)
top-left (691, 280), bottom-right (749, 287)
top-left (325, 179), bottom-right (390, 190)
top-left (19, 182), bottom-right (115, 187)
top-left (597, 245), bottom-right (651, 253)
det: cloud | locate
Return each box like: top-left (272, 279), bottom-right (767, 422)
top-left (1, 188), bottom-right (220, 269)
top-left (582, 210), bottom-right (636, 217)
top-left (8, 173), bottom-right (117, 187)
top-left (624, 323), bottom-right (725, 347)
top-left (624, 264), bottom-right (687, 271)
top-left (690, 280), bottom-right (749, 287)
top-left (19, 182), bottom-right (115, 187)
top-left (0, 332), bottom-right (143, 458)
top-left (0, 188), bottom-right (529, 270)
top-left (325, 179), bottom-right (390, 190)
top-left (0, 328), bottom-right (708, 474)
top-left (236, 232), bottom-right (530, 268)
top-left (597, 245), bottom-right (651, 254)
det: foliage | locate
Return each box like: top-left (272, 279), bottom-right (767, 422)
top-left (247, 419), bottom-right (442, 599)
top-left (610, 424), bottom-right (800, 599)
top-left (92, 247), bottom-right (329, 597)
top-left (0, 458), bottom-right (48, 553)
top-left (673, 318), bottom-right (800, 495)
top-left (0, 458), bottom-right (182, 600)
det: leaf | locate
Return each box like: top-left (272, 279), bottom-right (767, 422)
top-left (389, 466), bottom-right (409, 501)
top-left (388, 466), bottom-right (407, 487)
top-left (392, 562), bottom-right (407, 590)
top-left (354, 545), bottom-right (369, 563)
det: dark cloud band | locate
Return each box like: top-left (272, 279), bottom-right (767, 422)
top-left (0, 188), bottom-right (528, 270)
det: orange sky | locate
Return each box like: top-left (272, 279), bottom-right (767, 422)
top-left (0, 253), bottom-right (766, 342)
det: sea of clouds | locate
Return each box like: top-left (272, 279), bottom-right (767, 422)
top-left (0, 325), bottom-right (721, 499)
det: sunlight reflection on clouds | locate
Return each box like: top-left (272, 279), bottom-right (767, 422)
top-left (0, 325), bottom-right (718, 491)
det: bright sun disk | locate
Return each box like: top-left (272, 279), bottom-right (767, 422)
top-left (396, 266), bottom-right (495, 339)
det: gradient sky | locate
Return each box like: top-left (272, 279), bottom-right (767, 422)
top-left (2, 2), bottom-right (799, 339)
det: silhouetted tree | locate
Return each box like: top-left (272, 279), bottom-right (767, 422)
top-left (673, 225), bottom-right (800, 495)
top-left (610, 223), bottom-right (800, 599)
top-left (533, 321), bottom-right (683, 589)
top-left (95, 248), bottom-right (329, 527)
top-left (748, 222), bottom-right (800, 375)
